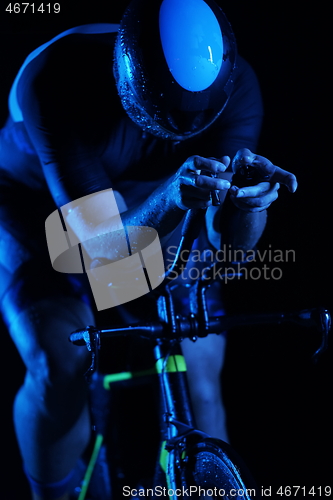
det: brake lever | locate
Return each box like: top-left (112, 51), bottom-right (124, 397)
top-left (309, 308), bottom-right (330, 363)
top-left (280, 308), bottom-right (330, 363)
top-left (69, 325), bottom-right (101, 379)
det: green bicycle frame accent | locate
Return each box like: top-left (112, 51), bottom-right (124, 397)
top-left (78, 433), bottom-right (104, 500)
top-left (154, 346), bottom-right (195, 499)
top-left (159, 440), bottom-right (174, 500)
top-left (78, 354), bottom-right (188, 498)
top-left (159, 439), bottom-right (187, 500)
top-left (103, 354), bottom-right (187, 390)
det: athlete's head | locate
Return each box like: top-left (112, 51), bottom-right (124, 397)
top-left (113, 0), bottom-right (237, 141)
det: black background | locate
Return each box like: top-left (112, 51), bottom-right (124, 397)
top-left (0, 1), bottom-right (331, 498)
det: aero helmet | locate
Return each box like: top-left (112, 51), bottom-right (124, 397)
top-left (114, 0), bottom-right (237, 140)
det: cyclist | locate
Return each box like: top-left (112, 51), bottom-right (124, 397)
top-left (0, 0), bottom-right (297, 498)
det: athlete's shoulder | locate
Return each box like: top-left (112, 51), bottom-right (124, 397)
top-left (232, 55), bottom-right (261, 92)
top-left (11, 25), bottom-right (119, 122)
top-left (224, 54), bottom-right (263, 118)
top-left (25, 25), bottom-right (118, 81)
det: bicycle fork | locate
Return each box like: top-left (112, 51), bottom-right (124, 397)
top-left (154, 341), bottom-right (209, 499)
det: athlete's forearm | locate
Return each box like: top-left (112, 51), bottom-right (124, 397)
top-left (74, 178), bottom-right (185, 262)
top-left (122, 180), bottom-right (184, 236)
top-left (219, 196), bottom-right (267, 252)
top-left (65, 156), bottom-right (229, 263)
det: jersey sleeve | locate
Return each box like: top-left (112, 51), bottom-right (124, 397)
top-left (18, 33), bottom-right (116, 208)
top-left (199, 55), bottom-right (264, 162)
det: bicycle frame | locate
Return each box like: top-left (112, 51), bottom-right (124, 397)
top-left (69, 208), bottom-right (331, 499)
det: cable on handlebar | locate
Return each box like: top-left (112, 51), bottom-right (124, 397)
top-left (164, 208), bottom-right (207, 282)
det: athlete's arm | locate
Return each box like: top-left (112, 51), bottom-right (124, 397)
top-left (201, 57), bottom-right (297, 253)
top-left (64, 155), bottom-right (231, 261)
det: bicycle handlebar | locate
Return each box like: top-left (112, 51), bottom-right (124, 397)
top-left (69, 204), bottom-right (330, 367)
top-left (69, 307), bottom-right (330, 363)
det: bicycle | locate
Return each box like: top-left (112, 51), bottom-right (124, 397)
top-left (68, 202), bottom-right (330, 500)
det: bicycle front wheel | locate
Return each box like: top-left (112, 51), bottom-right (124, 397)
top-left (180, 438), bottom-right (259, 499)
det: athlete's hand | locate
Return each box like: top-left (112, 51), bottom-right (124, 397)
top-left (229, 148), bottom-right (298, 212)
top-left (171, 155), bottom-right (231, 210)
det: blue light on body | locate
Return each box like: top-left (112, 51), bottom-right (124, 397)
top-left (9, 24), bottom-right (119, 122)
